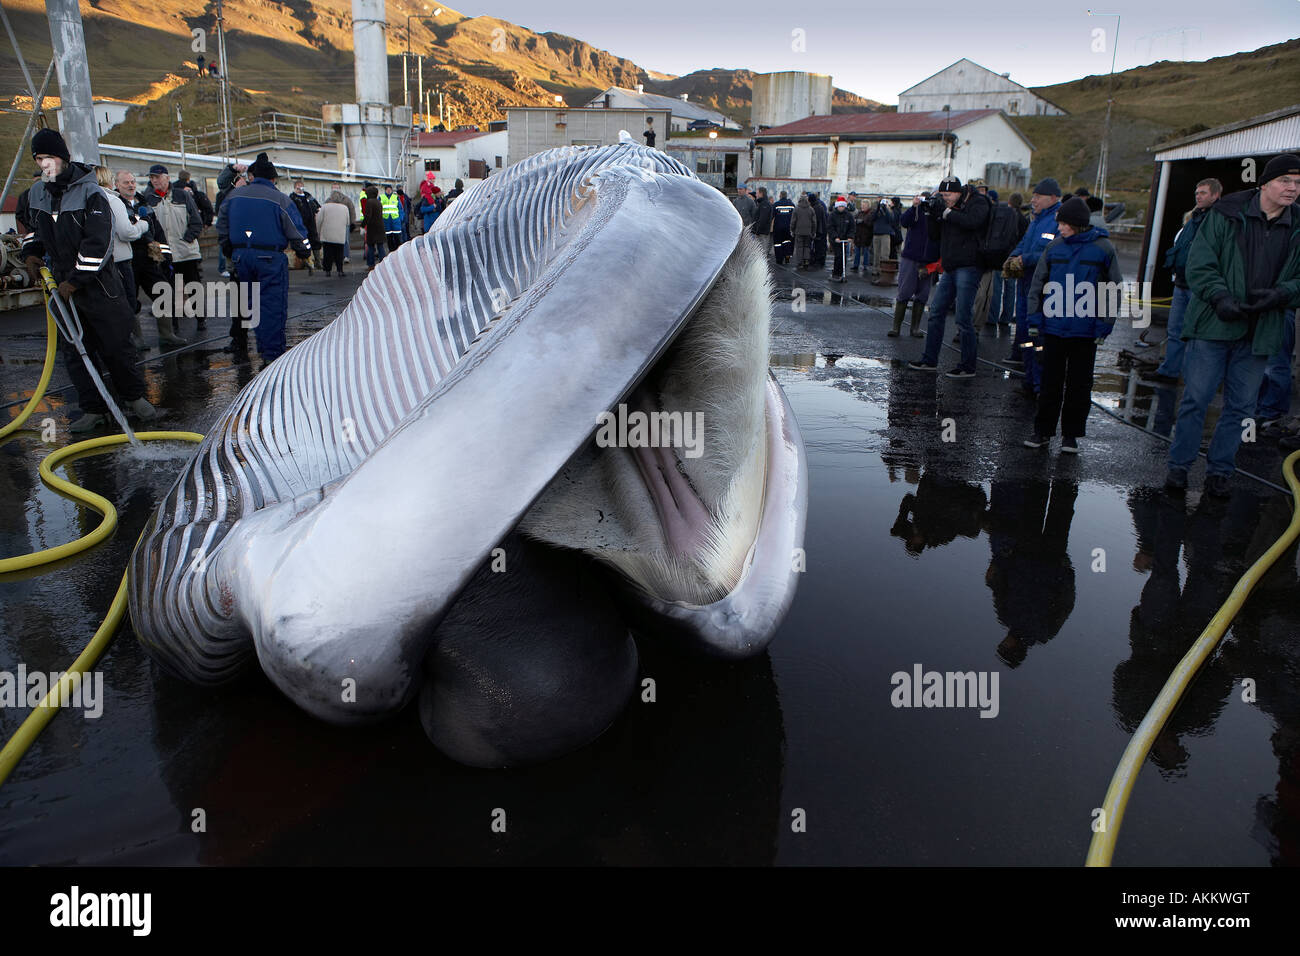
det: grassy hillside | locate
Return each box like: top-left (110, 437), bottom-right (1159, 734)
top-left (1013, 37), bottom-right (1300, 216)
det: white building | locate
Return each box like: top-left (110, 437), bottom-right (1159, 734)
top-left (55, 98), bottom-right (135, 139)
top-left (584, 85), bottom-right (739, 133)
top-left (409, 129), bottom-right (509, 193)
top-left (899, 59), bottom-right (1067, 117)
top-left (665, 136), bottom-right (752, 192)
top-left (750, 110), bottom-right (1034, 198)
top-left (506, 107), bottom-right (672, 167)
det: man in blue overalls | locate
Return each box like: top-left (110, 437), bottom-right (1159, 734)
top-left (217, 152), bottom-right (310, 362)
top-left (1005, 178), bottom-right (1063, 396)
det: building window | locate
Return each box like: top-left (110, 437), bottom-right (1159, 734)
top-left (697, 157), bottom-right (709, 175)
top-left (495, 155), bottom-right (502, 168)
top-left (1008, 99), bottom-right (1019, 115)
top-left (847, 146), bottom-right (868, 180)
top-left (425, 159), bottom-right (440, 171)
top-left (810, 147), bottom-right (828, 179)
top-left (709, 157), bottom-right (723, 174)
top-left (775, 147), bottom-right (792, 178)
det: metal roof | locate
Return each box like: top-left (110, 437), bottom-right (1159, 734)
top-left (754, 109), bottom-right (1035, 150)
top-left (412, 131), bottom-right (493, 147)
top-left (897, 58), bottom-right (1069, 114)
top-left (589, 87), bottom-right (737, 126)
top-left (1151, 104), bottom-right (1300, 161)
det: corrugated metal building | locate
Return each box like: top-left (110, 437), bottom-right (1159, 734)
top-left (505, 107), bottom-right (672, 167)
top-left (583, 86), bottom-right (739, 132)
top-left (898, 59), bottom-right (1067, 117)
top-left (1141, 104), bottom-right (1300, 299)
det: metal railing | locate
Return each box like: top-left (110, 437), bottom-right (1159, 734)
top-left (192, 112), bottom-right (335, 153)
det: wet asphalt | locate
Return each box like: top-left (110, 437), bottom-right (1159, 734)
top-left (1, 247), bottom-right (1298, 865)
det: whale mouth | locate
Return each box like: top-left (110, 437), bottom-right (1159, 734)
top-left (128, 138), bottom-right (808, 748)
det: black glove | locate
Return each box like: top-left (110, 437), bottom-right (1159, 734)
top-left (927, 195), bottom-right (946, 217)
top-left (1246, 287), bottom-right (1288, 313)
top-left (56, 279), bottom-right (77, 300)
top-left (295, 250), bottom-right (310, 260)
top-left (1211, 293), bottom-right (1249, 323)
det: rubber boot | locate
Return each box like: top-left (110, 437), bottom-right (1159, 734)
top-left (157, 312), bottom-right (188, 348)
top-left (910, 301), bottom-right (926, 337)
top-left (888, 300), bottom-right (906, 337)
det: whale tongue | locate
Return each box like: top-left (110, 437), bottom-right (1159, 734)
top-left (221, 163), bottom-right (743, 722)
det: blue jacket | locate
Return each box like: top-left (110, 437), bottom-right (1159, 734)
top-left (1011, 201), bottom-right (1062, 276)
top-left (899, 205), bottom-right (939, 264)
top-left (1162, 205), bottom-right (1210, 288)
top-left (871, 202), bottom-right (897, 236)
top-left (1026, 226), bottom-right (1124, 338)
top-left (217, 177), bottom-right (309, 256)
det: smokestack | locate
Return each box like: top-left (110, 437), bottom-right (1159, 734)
top-left (635, 83), bottom-right (644, 94)
top-left (46, 0), bottom-right (99, 163)
top-left (353, 0), bottom-right (389, 107)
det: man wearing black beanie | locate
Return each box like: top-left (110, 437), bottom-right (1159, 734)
top-left (1166, 153), bottom-right (1300, 495)
top-left (16, 128), bottom-right (158, 431)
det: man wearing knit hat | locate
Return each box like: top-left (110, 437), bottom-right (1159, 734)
top-left (1003, 177), bottom-right (1063, 395)
top-left (1166, 153), bottom-right (1300, 496)
top-left (15, 128), bottom-right (159, 431)
top-left (217, 151), bottom-right (311, 362)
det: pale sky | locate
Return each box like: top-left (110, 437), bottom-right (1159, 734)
top-left (455, 0), bottom-right (1300, 103)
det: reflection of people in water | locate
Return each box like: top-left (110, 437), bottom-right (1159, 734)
top-left (890, 470), bottom-right (987, 556)
top-left (984, 476), bottom-right (1078, 667)
top-left (1117, 489), bottom-right (1238, 774)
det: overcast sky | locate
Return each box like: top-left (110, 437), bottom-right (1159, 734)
top-left (453, 0), bottom-right (1300, 103)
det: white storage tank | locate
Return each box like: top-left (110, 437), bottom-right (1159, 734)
top-left (752, 72), bottom-right (834, 130)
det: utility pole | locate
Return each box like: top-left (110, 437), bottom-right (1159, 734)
top-left (942, 104), bottom-right (952, 177)
top-left (216, 0), bottom-right (232, 160)
top-left (45, 0), bottom-right (99, 164)
top-left (418, 55), bottom-right (424, 130)
top-left (1088, 9), bottom-right (1121, 202)
top-left (176, 99), bottom-right (186, 167)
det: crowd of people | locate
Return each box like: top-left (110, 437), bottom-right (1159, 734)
top-left (14, 127), bottom-right (471, 432)
top-left (734, 154), bottom-right (1300, 496)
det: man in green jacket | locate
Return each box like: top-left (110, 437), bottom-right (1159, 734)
top-left (1166, 154), bottom-right (1300, 497)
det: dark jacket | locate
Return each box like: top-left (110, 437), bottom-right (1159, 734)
top-left (771, 197), bottom-right (795, 237)
top-left (1162, 205), bottom-right (1211, 289)
top-left (931, 188), bottom-right (991, 271)
top-left (752, 195), bottom-right (773, 235)
top-left (899, 204), bottom-right (940, 264)
top-left (217, 177), bottom-right (309, 257)
top-left (870, 201), bottom-right (896, 236)
top-left (185, 183), bottom-right (214, 227)
top-left (854, 209), bottom-right (872, 244)
top-left (811, 197), bottom-right (828, 237)
top-left (829, 206), bottom-right (856, 241)
top-left (363, 192), bottom-right (386, 244)
top-left (1183, 187), bottom-right (1300, 356)
top-left (119, 191), bottom-right (169, 265)
top-left (290, 190), bottom-right (322, 241)
top-left (1026, 226), bottom-right (1124, 338)
top-left (17, 162), bottom-right (124, 295)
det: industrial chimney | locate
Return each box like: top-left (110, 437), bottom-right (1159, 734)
top-left (322, 0), bottom-right (414, 183)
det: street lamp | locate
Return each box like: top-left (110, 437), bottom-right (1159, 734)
top-left (1088, 9), bottom-right (1122, 203)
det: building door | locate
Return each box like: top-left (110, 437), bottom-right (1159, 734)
top-left (724, 153), bottom-right (737, 189)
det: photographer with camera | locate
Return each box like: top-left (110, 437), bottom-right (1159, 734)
top-left (907, 176), bottom-right (991, 378)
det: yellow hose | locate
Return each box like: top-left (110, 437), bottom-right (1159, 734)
top-left (0, 292), bottom-right (58, 441)
top-left (0, 279), bottom-right (204, 786)
top-left (1087, 450), bottom-right (1300, 866)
